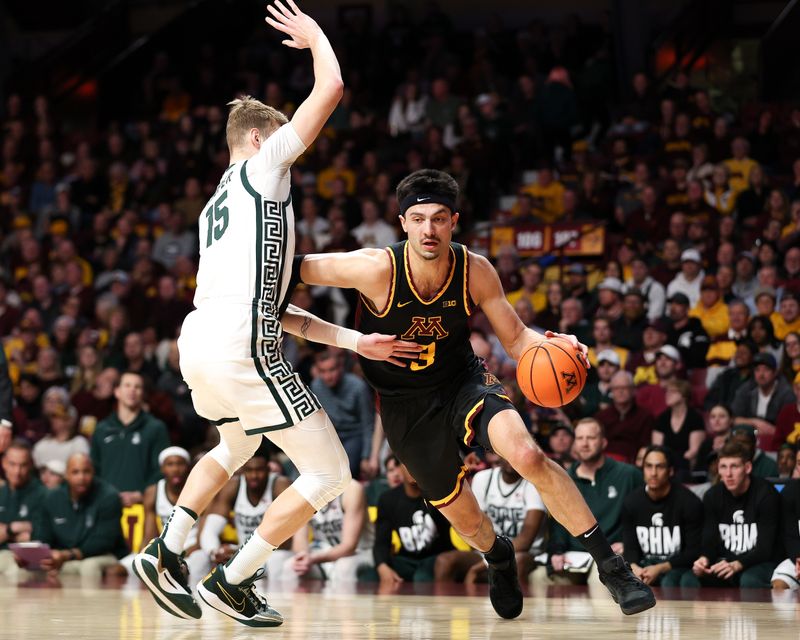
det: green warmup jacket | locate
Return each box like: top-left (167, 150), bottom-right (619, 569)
top-left (549, 456), bottom-right (643, 553)
top-left (37, 478), bottom-right (127, 558)
top-left (0, 478), bottom-right (48, 549)
top-left (90, 411), bottom-right (170, 492)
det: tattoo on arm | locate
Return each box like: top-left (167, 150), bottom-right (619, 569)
top-left (301, 316), bottom-right (312, 339)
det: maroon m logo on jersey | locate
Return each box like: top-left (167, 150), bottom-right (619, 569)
top-left (401, 316), bottom-right (449, 340)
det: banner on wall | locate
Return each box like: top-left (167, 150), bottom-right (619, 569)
top-left (490, 223), bottom-right (605, 257)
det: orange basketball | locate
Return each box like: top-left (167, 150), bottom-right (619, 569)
top-left (516, 338), bottom-right (587, 408)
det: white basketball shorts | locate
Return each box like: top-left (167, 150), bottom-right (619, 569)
top-left (179, 304), bottom-right (320, 434)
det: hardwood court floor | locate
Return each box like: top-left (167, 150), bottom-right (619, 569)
top-left (1, 577), bottom-right (798, 640)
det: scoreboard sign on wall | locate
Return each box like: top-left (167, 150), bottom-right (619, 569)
top-left (490, 223), bottom-right (605, 258)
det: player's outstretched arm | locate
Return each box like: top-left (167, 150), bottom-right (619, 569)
top-left (281, 304), bottom-right (422, 367)
top-left (468, 253), bottom-right (588, 363)
top-left (299, 248), bottom-right (388, 291)
top-left (265, 0), bottom-right (343, 147)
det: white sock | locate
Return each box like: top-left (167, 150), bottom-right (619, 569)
top-left (223, 531), bottom-right (277, 585)
top-left (162, 506), bottom-right (197, 554)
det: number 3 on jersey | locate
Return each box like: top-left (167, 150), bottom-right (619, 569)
top-left (204, 191), bottom-right (229, 247)
top-left (411, 342), bottom-right (436, 371)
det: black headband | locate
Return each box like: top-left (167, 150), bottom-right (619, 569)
top-left (399, 193), bottom-right (456, 215)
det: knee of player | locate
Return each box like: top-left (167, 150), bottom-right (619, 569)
top-left (324, 455), bottom-right (352, 498)
top-left (508, 444), bottom-right (547, 477)
top-left (334, 465), bottom-right (352, 496)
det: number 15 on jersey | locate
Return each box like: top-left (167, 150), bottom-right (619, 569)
top-left (204, 190), bottom-right (229, 247)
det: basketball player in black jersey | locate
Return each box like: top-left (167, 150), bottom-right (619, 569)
top-left (298, 169), bottom-right (655, 617)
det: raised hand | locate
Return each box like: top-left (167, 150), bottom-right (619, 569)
top-left (357, 334), bottom-right (424, 367)
top-left (265, 0), bottom-right (323, 50)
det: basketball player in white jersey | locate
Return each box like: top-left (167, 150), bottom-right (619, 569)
top-left (147, 448), bottom-right (210, 582)
top-left (119, 447), bottom-right (210, 582)
top-left (199, 452), bottom-right (293, 579)
top-left (285, 478), bottom-right (374, 582)
top-left (434, 452), bottom-right (546, 584)
top-left (133, 1), bottom-right (421, 627)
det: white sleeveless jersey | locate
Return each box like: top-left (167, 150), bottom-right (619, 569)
top-left (233, 474), bottom-right (277, 544)
top-left (309, 494), bottom-right (374, 552)
top-left (182, 122), bottom-right (320, 429)
top-left (156, 479), bottom-right (198, 550)
top-left (471, 467), bottom-right (547, 554)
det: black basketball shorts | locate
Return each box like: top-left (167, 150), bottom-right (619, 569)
top-left (378, 367), bottom-right (514, 507)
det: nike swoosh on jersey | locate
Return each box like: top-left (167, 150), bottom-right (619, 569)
top-left (397, 301), bottom-right (413, 308)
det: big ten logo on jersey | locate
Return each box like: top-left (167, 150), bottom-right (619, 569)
top-left (719, 511), bottom-right (758, 554)
top-left (486, 505), bottom-right (525, 537)
top-left (635, 512), bottom-right (681, 558)
top-left (398, 510), bottom-right (438, 552)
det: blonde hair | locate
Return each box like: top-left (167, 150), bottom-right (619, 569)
top-left (574, 417), bottom-right (605, 437)
top-left (226, 95), bottom-right (288, 152)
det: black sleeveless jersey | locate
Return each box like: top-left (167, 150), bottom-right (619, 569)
top-left (356, 241), bottom-right (481, 397)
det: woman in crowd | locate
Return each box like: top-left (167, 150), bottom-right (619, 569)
top-left (652, 379), bottom-right (706, 479)
top-left (779, 331), bottom-right (800, 383)
top-left (748, 315), bottom-right (783, 364)
top-left (696, 404), bottom-right (734, 475)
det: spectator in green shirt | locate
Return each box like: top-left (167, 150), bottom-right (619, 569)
top-left (548, 417), bottom-right (643, 585)
top-left (0, 439), bottom-right (48, 576)
top-left (90, 371), bottom-right (170, 505)
top-left (37, 453), bottom-right (128, 578)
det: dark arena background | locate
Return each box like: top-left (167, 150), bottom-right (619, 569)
top-left (1, 1), bottom-right (800, 638)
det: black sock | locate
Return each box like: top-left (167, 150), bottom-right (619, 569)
top-left (483, 535), bottom-right (513, 564)
top-left (579, 523), bottom-right (615, 564)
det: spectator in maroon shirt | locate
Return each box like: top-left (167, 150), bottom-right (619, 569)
top-left (651, 238), bottom-right (682, 287)
top-left (595, 370), bottom-right (654, 463)
top-left (71, 367), bottom-right (119, 438)
top-left (627, 186), bottom-right (666, 250)
top-left (147, 275), bottom-right (192, 341)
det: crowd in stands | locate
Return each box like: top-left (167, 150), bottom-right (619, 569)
top-left (1, 7), bottom-right (799, 591)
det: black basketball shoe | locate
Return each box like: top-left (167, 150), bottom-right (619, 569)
top-left (197, 564), bottom-right (283, 627)
top-left (598, 555), bottom-right (656, 615)
top-left (486, 535), bottom-right (523, 619)
top-left (133, 537), bottom-right (202, 619)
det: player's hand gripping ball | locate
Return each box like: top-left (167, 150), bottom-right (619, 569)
top-left (516, 337), bottom-right (587, 407)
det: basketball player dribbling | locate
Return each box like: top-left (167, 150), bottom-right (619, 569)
top-left (298, 169), bottom-right (657, 617)
top-left (133, 1), bottom-right (421, 627)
